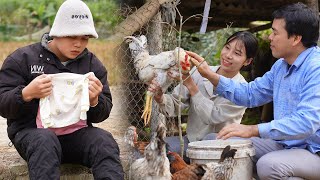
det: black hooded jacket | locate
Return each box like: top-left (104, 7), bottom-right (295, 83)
top-left (0, 34), bottom-right (112, 140)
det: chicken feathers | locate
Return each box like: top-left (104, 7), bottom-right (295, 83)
top-left (202, 145), bottom-right (237, 180)
top-left (125, 35), bottom-right (192, 125)
top-left (125, 123), bottom-right (171, 180)
top-left (168, 151), bottom-right (205, 180)
top-left (124, 126), bottom-right (144, 160)
top-left (167, 151), bottom-right (188, 173)
top-left (172, 163), bottom-right (206, 180)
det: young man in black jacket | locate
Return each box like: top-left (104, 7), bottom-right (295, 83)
top-left (0, 0), bottom-right (124, 179)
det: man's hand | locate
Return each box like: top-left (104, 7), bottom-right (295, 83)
top-left (22, 74), bottom-right (52, 102)
top-left (148, 79), bottom-right (163, 103)
top-left (88, 74), bottom-right (103, 107)
top-left (186, 51), bottom-right (212, 79)
top-left (187, 51), bottom-right (220, 87)
top-left (217, 123), bottom-right (259, 140)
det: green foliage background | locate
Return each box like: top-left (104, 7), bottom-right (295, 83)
top-left (0, 0), bottom-right (273, 125)
top-left (180, 28), bottom-right (273, 125)
top-left (180, 28), bottom-right (271, 66)
top-left (180, 28), bottom-right (242, 66)
top-left (0, 0), bottom-right (120, 40)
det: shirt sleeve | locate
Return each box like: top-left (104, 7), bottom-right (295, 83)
top-left (190, 91), bottom-right (246, 125)
top-left (258, 62), bottom-right (320, 140)
top-left (157, 83), bottom-right (191, 117)
top-left (157, 68), bottom-right (246, 125)
top-left (216, 64), bottom-right (275, 108)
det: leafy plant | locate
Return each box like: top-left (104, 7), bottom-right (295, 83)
top-left (0, 0), bottom-right (120, 40)
top-left (178, 28), bottom-right (273, 125)
top-left (180, 28), bottom-right (243, 65)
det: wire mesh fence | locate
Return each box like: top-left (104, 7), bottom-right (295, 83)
top-left (113, 3), bottom-right (183, 142)
top-left (112, 5), bottom-right (184, 178)
top-left (115, 37), bottom-right (180, 141)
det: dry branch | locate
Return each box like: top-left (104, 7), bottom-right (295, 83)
top-left (110, 0), bottom-right (173, 42)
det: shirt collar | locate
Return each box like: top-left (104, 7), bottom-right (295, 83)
top-left (291, 47), bottom-right (315, 68)
top-left (280, 47), bottom-right (315, 76)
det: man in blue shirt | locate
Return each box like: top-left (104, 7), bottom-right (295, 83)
top-left (188, 3), bottom-right (320, 179)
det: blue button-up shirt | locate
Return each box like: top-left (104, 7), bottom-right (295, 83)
top-left (216, 46), bottom-right (320, 153)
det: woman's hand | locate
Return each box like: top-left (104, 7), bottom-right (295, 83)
top-left (167, 71), bottom-right (199, 96)
top-left (187, 51), bottom-right (221, 87)
top-left (148, 79), bottom-right (164, 103)
top-left (187, 51), bottom-right (212, 79)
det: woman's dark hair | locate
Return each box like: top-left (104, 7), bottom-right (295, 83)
top-left (225, 31), bottom-right (258, 59)
top-left (272, 2), bottom-right (319, 48)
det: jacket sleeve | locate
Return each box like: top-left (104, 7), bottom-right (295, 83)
top-left (86, 54), bottom-right (113, 123)
top-left (157, 68), bottom-right (246, 125)
top-left (0, 56), bottom-right (35, 119)
top-left (190, 91), bottom-right (246, 125)
top-left (158, 82), bottom-right (246, 125)
top-left (156, 68), bottom-right (209, 116)
top-left (157, 83), bottom-right (191, 117)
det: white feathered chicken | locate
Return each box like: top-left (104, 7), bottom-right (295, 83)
top-left (202, 145), bottom-right (237, 180)
top-left (125, 35), bottom-right (192, 125)
top-left (124, 122), bottom-right (171, 180)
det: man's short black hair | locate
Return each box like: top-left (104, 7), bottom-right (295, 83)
top-left (272, 2), bottom-right (319, 48)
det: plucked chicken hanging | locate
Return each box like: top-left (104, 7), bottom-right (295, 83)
top-left (125, 35), bottom-right (192, 125)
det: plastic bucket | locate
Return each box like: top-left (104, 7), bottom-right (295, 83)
top-left (186, 139), bottom-right (255, 180)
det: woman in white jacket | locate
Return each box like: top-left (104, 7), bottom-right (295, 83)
top-left (149, 31), bottom-right (258, 162)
